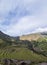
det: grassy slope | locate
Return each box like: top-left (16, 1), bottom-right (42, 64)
top-left (0, 32), bottom-right (47, 64)
top-left (20, 33), bottom-right (45, 41)
top-left (0, 46), bottom-right (47, 63)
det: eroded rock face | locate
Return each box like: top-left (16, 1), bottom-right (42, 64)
top-left (1, 59), bottom-right (31, 65)
top-left (20, 62), bottom-right (27, 65)
top-left (2, 59), bottom-right (10, 65)
top-left (38, 63), bottom-right (47, 65)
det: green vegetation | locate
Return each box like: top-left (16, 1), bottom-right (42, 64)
top-left (31, 38), bottom-right (47, 56)
top-left (0, 46), bottom-right (47, 62)
top-left (0, 31), bottom-right (47, 65)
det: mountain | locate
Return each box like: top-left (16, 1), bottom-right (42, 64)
top-left (0, 31), bottom-right (47, 65)
top-left (0, 31), bottom-right (13, 48)
top-left (0, 31), bottom-right (47, 41)
top-left (0, 31), bottom-right (11, 41)
top-left (20, 32), bottom-right (47, 41)
top-left (41, 31), bottom-right (47, 35)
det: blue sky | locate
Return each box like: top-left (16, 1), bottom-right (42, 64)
top-left (0, 0), bottom-right (47, 36)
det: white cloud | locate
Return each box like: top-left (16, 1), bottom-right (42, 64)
top-left (0, 0), bottom-right (36, 16)
top-left (32, 27), bottom-right (47, 33)
top-left (0, 0), bottom-right (47, 36)
top-left (3, 16), bottom-right (47, 36)
top-left (0, 0), bottom-right (19, 15)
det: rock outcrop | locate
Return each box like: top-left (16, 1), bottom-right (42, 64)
top-left (1, 58), bottom-right (31, 65)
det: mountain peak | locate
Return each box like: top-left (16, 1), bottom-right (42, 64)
top-left (0, 31), bottom-right (11, 41)
top-left (0, 31), bottom-right (3, 33)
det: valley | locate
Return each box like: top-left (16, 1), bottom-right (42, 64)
top-left (0, 31), bottom-right (47, 65)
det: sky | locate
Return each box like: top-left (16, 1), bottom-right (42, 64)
top-left (0, 0), bottom-right (47, 36)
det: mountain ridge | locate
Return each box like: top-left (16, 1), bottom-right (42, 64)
top-left (0, 31), bottom-right (47, 65)
top-left (0, 31), bottom-right (47, 41)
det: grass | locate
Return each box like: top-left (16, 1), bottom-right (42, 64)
top-left (0, 46), bottom-right (47, 63)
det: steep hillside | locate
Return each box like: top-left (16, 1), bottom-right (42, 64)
top-left (0, 31), bottom-right (11, 41)
top-left (0, 31), bottom-right (13, 48)
top-left (0, 31), bottom-right (47, 65)
top-left (20, 33), bottom-right (47, 41)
